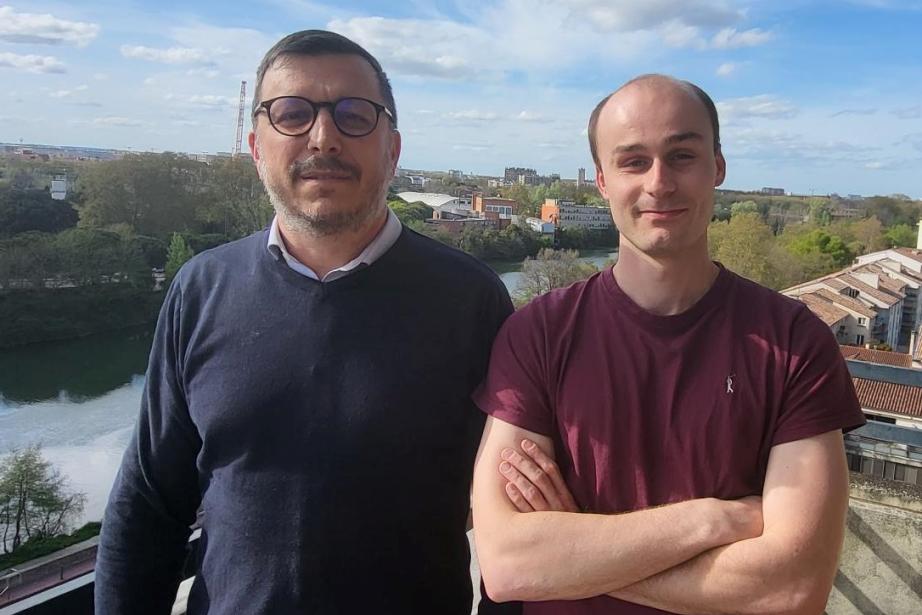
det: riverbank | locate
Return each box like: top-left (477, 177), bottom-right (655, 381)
top-left (0, 285), bottom-right (164, 349)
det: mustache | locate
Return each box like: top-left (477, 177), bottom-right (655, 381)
top-left (289, 156), bottom-right (360, 180)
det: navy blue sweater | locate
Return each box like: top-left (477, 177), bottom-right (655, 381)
top-left (96, 227), bottom-right (513, 614)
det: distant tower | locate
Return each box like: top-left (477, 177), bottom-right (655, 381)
top-left (577, 167), bottom-right (586, 189)
top-left (233, 81), bottom-right (247, 157)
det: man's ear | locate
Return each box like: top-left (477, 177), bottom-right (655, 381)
top-left (714, 148), bottom-right (726, 187)
top-left (248, 132), bottom-right (259, 164)
top-left (595, 165), bottom-right (609, 200)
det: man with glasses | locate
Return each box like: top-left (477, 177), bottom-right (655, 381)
top-left (96, 30), bottom-right (513, 614)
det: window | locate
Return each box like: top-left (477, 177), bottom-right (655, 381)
top-left (856, 334), bottom-right (865, 345)
top-left (858, 317), bottom-right (866, 325)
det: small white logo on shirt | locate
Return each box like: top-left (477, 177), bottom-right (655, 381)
top-left (726, 374), bottom-right (735, 394)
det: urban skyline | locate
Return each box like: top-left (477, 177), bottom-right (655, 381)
top-left (2, 1), bottom-right (922, 198)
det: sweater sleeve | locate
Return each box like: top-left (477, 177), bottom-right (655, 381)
top-left (95, 274), bottom-right (203, 615)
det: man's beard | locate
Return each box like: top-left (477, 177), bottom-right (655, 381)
top-left (259, 155), bottom-right (388, 238)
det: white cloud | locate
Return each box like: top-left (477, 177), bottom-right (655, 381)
top-left (710, 28), bottom-right (773, 49)
top-left (717, 95), bottom-right (798, 120)
top-left (187, 94), bottom-right (237, 107)
top-left (0, 7), bottom-right (99, 47)
top-left (0, 52), bottom-right (65, 74)
top-left (120, 45), bottom-right (215, 65)
top-left (514, 111), bottom-right (545, 122)
top-left (186, 68), bottom-right (220, 79)
top-left (445, 109), bottom-right (499, 121)
top-left (892, 106), bottom-right (922, 119)
top-left (716, 62), bottom-right (739, 77)
top-left (865, 161), bottom-right (885, 169)
top-left (50, 84), bottom-right (88, 98)
top-left (830, 108), bottom-right (877, 117)
top-left (93, 116), bottom-right (144, 127)
top-left (564, 0), bottom-right (740, 32)
top-left (329, 17), bottom-right (484, 79)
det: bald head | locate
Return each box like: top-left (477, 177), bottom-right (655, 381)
top-left (588, 75), bottom-right (720, 168)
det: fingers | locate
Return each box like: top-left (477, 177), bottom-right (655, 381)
top-left (520, 439), bottom-right (580, 513)
top-left (500, 457), bottom-right (551, 511)
top-left (504, 482), bottom-right (535, 513)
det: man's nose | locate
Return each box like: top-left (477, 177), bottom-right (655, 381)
top-left (644, 159), bottom-right (676, 198)
top-left (305, 108), bottom-right (343, 155)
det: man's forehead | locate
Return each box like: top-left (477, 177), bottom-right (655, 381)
top-left (260, 53), bottom-right (380, 96)
top-left (600, 80), bottom-right (712, 144)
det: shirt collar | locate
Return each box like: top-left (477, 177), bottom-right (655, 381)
top-left (267, 208), bottom-right (402, 282)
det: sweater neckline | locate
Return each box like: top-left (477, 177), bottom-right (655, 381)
top-left (261, 225), bottom-right (409, 292)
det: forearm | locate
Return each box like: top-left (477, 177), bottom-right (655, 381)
top-left (613, 432), bottom-right (850, 615)
top-left (476, 497), bottom-right (747, 602)
top-left (613, 529), bottom-right (839, 615)
top-left (95, 467), bottom-right (195, 614)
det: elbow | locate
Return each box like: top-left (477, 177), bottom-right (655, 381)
top-left (742, 576), bottom-right (832, 615)
top-left (477, 541), bottom-right (552, 602)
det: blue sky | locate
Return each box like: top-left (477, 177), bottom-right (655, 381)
top-left (2, 1), bottom-right (921, 197)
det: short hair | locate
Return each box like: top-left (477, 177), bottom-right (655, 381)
top-left (252, 29), bottom-right (397, 128)
top-left (587, 74), bottom-right (720, 168)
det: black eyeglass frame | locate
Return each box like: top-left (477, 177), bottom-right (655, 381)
top-left (253, 96), bottom-right (396, 138)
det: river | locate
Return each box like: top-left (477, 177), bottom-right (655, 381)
top-left (0, 248), bottom-right (616, 526)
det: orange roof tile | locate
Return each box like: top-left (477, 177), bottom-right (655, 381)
top-left (840, 346), bottom-right (913, 368)
top-left (836, 274), bottom-right (902, 306)
top-left (852, 377), bottom-right (922, 418)
top-left (799, 294), bottom-right (850, 326)
top-left (813, 288), bottom-right (877, 318)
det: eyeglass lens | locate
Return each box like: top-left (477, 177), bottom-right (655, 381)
top-left (269, 97), bottom-right (380, 136)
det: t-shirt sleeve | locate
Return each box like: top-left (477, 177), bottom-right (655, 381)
top-left (472, 301), bottom-right (556, 436)
top-left (773, 307), bottom-right (866, 446)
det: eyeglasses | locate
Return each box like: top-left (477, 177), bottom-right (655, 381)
top-left (254, 96), bottom-right (395, 138)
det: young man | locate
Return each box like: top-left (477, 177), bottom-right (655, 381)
top-left (472, 75), bottom-right (865, 614)
top-left (96, 30), bottom-right (512, 614)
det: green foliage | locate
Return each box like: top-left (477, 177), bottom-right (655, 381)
top-left (388, 199), bottom-right (431, 224)
top-left (0, 188), bottom-right (78, 237)
top-left (515, 248), bottom-right (598, 306)
top-left (0, 522), bottom-right (100, 569)
top-left (165, 233), bottom-right (195, 282)
top-left (730, 200), bottom-right (759, 217)
top-left (0, 446), bottom-right (86, 554)
top-left (884, 223), bottom-right (916, 248)
top-left (850, 215), bottom-right (886, 255)
top-left (0, 285), bottom-right (164, 347)
top-left (807, 197), bottom-right (832, 226)
top-left (709, 213), bottom-right (802, 290)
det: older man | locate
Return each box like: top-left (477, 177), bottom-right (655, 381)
top-left (472, 75), bottom-right (865, 614)
top-left (96, 30), bottom-right (512, 614)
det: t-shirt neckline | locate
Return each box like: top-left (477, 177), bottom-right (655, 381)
top-left (599, 262), bottom-right (732, 334)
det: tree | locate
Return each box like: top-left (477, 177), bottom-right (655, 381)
top-left (709, 213), bottom-right (802, 290)
top-left (885, 223), bottom-right (917, 248)
top-left (0, 446), bottom-right (86, 554)
top-left (730, 200), bottom-right (759, 217)
top-left (165, 232), bottom-right (195, 282)
top-left (515, 248), bottom-right (598, 306)
top-left (0, 188), bottom-right (78, 238)
top-left (388, 199), bottom-right (431, 224)
top-left (850, 215), bottom-right (886, 255)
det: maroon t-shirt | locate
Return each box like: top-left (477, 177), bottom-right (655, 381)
top-left (473, 265), bottom-right (865, 615)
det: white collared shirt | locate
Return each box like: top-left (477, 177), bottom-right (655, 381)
top-left (267, 208), bottom-right (402, 282)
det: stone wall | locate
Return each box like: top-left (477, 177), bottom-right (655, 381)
top-left (826, 473), bottom-right (922, 615)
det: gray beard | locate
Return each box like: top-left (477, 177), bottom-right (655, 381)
top-left (259, 159), bottom-right (386, 238)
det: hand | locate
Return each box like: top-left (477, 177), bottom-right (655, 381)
top-left (499, 438), bottom-right (579, 513)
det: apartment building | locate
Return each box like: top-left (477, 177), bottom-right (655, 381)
top-left (540, 198), bottom-right (613, 231)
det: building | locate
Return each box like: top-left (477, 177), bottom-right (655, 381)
top-left (576, 168), bottom-right (587, 189)
top-left (396, 191), bottom-right (481, 221)
top-left (472, 194), bottom-right (516, 218)
top-left (760, 187), bottom-right (785, 196)
top-left (504, 166), bottom-right (537, 185)
top-left (784, 272), bottom-right (903, 349)
top-left (50, 174), bottom-right (67, 201)
top-left (540, 198), bottom-right (613, 231)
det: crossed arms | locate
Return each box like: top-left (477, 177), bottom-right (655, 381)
top-left (471, 416), bottom-right (849, 614)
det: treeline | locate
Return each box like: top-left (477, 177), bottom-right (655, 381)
top-left (0, 154), bottom-right (273, 346)
top-left (710, 196), bottom-right (921, 290)
top-left (390, 198), bottom-right (617, 262)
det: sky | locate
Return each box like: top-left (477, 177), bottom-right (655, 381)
top-left (2, 1), bottom-right (921, 198)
